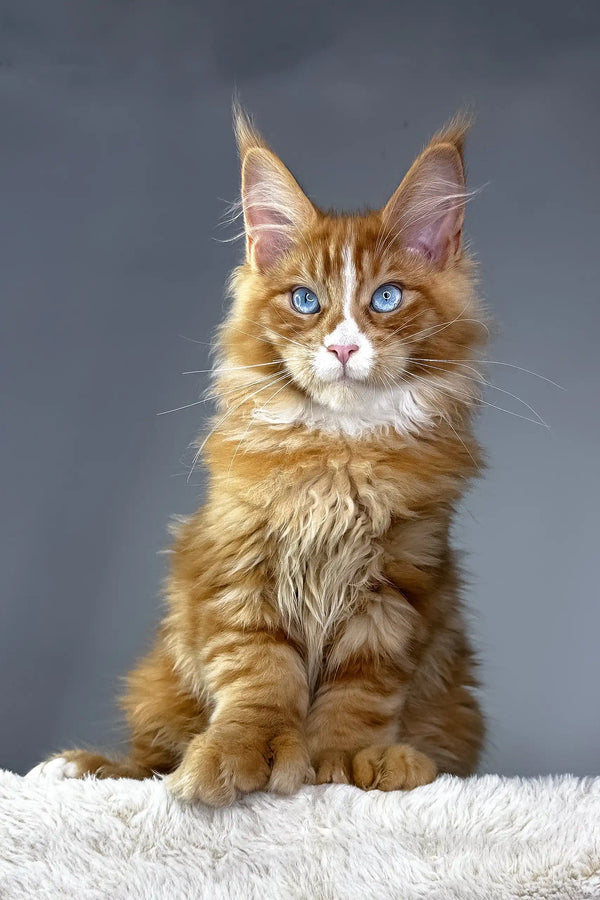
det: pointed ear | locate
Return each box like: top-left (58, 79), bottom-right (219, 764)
top-left (234, 107), bottom-right (316, 271)
top-left (382, 128), bottom-right (468, 268)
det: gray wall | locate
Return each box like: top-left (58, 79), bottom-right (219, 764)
top-left (1, 0), bottom-right (599, 777)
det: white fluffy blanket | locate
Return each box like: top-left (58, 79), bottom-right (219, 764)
top-left (1, 769), bottom-right (599, 899)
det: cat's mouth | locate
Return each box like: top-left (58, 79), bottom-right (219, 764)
top-left (312, 360), bottom-right (373, 386)
top-left (329, 368), bottom-right (364, 383)
top-left (315, 371), bottom-right (371, 392)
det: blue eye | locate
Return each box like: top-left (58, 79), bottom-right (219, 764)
top-left (291, 287), bottom-right (320, 315)
top-left (370, 283), bottom-right (403, 313)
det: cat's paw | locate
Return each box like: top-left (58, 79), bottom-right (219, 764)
top-left (26, 755), bottom-right (80, 781)
top-left (26, 750), bottom-right (127, 780)
top-left (313, 743), bottom-right (437, 791)
top-left (352, 743), bottom-right (437, 790)
top-left (166, 724), bottom-right (312, 806)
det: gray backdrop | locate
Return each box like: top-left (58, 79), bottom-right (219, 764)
top-left (1, 0), bottom-right (599, 777)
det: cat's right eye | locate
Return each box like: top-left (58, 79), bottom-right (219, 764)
top-left (291, 287), bottom-right (321, 315)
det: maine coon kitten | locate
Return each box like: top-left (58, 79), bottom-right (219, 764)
top-left (32, 109), bottom-right (486, 804)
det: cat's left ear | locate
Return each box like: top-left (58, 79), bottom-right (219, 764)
top-left (382, 119), bottom-right (469, 269)
top-left (234, 107), bottom-right (316, 271)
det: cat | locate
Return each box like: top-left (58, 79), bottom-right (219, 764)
top-left (30, 107), bottom-right (486, 804)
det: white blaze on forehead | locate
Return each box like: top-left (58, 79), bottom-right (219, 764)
top-left (314, 242), bottom-right (374, 382)
top-left (325, 243), bottom-right (365, 346)
top-left (342, 243), bottom-right (356, 319)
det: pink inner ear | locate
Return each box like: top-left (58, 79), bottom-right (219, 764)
top-left (407, 207), bottom-right (462, 265)
top-left (385, 146), bottom-right (465, 268)
top-left (241, 149), bottom-right (314, 271)
top-left (246, 204), bottom-right (295, 270)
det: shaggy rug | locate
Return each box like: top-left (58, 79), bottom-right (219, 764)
top-left (0, 769), bottom-right (599, 899)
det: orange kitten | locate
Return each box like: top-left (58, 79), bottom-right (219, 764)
top-left (34, 108), bottom-right (486, 803)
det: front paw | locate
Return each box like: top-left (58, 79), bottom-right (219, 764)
top-left (166, 723), bottom-right (312, 806)
top-left (314, 744), bottom-right (437, 791)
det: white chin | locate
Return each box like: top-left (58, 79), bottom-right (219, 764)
top-left (314, 379), bottom-right (371, 411)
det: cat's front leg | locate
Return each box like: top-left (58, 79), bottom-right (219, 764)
top-left (307, 678), bottom-right (436, 791)
top-left (307, 673), bottom-right (437, 791)
top-left (166, 627), bottom-right (311, 806)
top-left (307, 590), bottom-right (437, 791)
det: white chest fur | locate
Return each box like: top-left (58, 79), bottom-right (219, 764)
top-left (269, 465), bottom-right (392, 686)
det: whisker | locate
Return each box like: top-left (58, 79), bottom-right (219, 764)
top-left (234, 323), bottom-right (307, 352)
top-left (381, 302), bottom-right (472, 350)
top-left (401, 306), bottom-right (489, 344)
top-left (408, 372), bottom-right (548, 428)
top-left (178, 334), bottom-right (214, 347)
top-left (404, 359), bottom-right (548, 427)
top-left (418, 358), bottom-right (563, 390)
top-left (271, 305), bottom-right (310, 343)
top-left (158, 398), bottom-right (213, 416)
top-left (379, 308), bottom-right (427, 345)
top-left (158, 372), bottom-right (284, 416)
top-left (182, 361), bottom-right (288, 375)
top-left (432, 400), bottom-right (480, 467)
top-left (186, 372), bottom-right (292, 483)
top-left (380, 366), bottom-right (403, 415)
top-left (227, 376), bottom-right (294, 474)
top-left (392, 353), bottom-right (563, 390)
top-left (404, 356), bottom-right (484, 382)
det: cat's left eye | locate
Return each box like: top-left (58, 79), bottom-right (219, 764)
top-left (291, 287), bottom-right (321, 315)
top-left (370, 283), bottom-right (403, 313)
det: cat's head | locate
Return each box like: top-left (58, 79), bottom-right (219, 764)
top-left (217, 108), bottom-right (485, 436)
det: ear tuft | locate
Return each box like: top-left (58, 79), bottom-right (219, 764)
top-left (232, 99), bottom-right (268, 158)
top-left (430, 108), bottom-right (474, 167)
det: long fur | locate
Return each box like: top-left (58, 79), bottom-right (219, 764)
top-left (9, 771), bottom-right (600, 899)
top-left (34, 110), bottom-right (488, 805)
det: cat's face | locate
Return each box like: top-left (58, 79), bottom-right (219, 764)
top-left (220, 112), bottom-right (483, 435)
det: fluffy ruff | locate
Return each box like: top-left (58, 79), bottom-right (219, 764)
top-left (1, 769), bottom-right (599, 899)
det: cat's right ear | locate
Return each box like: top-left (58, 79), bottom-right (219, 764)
top-left (234, 106), bottom-right (316, 271)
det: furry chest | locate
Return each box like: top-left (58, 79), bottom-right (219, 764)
top-left (271, 467), bottom-right (388, 574)
top-left (269, 467), bottom-right (392, 678)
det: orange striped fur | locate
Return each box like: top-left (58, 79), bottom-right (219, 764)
top-left (45, 110), bottom-right (486, 804)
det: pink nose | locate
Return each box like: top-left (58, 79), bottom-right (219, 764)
top-left (327, 344), bottom-right (359, 366)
